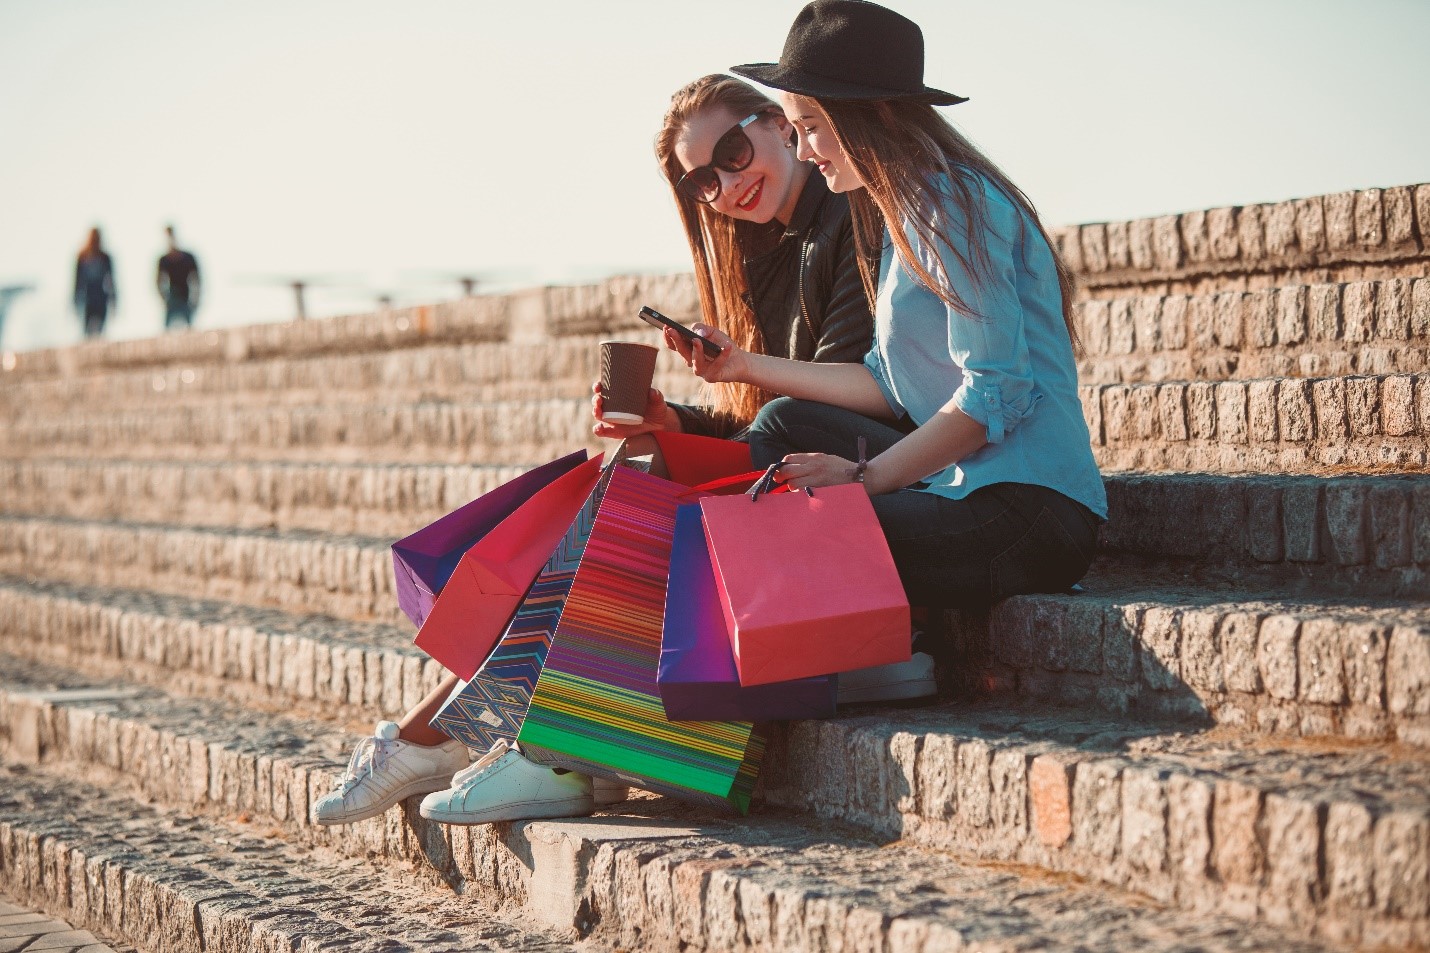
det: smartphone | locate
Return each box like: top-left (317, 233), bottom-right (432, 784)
top-left (638, 305), bottom-right (722, 359)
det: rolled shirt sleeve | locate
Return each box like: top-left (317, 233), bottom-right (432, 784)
top-left (925, 175), bottom-right (1041, 444)
top-left (862, 345), bottom-right (907, 420)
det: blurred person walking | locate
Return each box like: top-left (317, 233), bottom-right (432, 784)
top-left (73, 227), bottom-right (116, 338)
top-left (156, 225), bottom-right (201, 330)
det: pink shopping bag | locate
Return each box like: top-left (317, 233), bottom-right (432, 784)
top-left (699, 482), bottom-right (910, 687)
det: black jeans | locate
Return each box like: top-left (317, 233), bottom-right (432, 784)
top-left (747, 397), bottom-right (1099, 610)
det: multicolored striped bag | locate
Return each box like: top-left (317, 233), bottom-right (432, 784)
top-left (428, 461), bottom-right (615, 753)
top-left (517, 463), bottom-right (765, 814)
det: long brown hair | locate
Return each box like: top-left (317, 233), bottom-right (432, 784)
top-left (79, 227), bottom-right (105, 261)
top-left (655, 74), bottom-right (788, 430)
top-left (808, 96), bottom-right (1079, 350)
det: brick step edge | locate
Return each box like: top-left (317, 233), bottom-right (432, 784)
top-left (1076, 276), bottom-right (1429, 379)
top-left (0, 339), bottom-right (709, 416)
top-left (0, 765), bottom-right (574, 953)
top-left (1, 374), bottom-right (1424, 476)
top-left (2, 278), bottom-right (1426, 417)
top-left (1101, 472), bottom-right (1430, 593)
top-left (0, 458), bottom-right (541, 540)
top-left (0, 749), bottom-right (1347, 952)
top-left (0, 577), bottom-right (442, 727)
top-left (3, 572), bottom-right (1426, 746)
top-left (949, 581), bottom-right (1430, 743)
top-left (0, 517), bottom-right (402, 626)
top-left (1090, 372), bottom-right (1430, 474)
top-left (1056, 184), bottom-right (1429, 294)
top-left (759, 705), bottom-right (1430, 951)
top-left (2, 466), bottom-right (1425, 589)
top-left (0, 656), bottom-right (1422, 948)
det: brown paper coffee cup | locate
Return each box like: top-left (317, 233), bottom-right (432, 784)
top-left (598, 341), bottom-right (660, 424)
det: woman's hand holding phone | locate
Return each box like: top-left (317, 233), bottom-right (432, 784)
top-left (664, 325), bottom-right (745, 384)
top-left (591, 382), bottom-right (678, 439)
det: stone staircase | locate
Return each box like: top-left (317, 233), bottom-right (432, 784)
top-left (0, 183), bottom-right (1426, 952)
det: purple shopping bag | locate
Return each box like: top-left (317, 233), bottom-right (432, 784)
top-left (391, 450), bottom-right (587, 628)
top-left (658, 504), bottom-right (836, 722)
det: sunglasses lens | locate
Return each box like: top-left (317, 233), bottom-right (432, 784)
top-left (678, 169), bottom-right (721, 203)
top-left (713, 125), bottom-right (754, 173)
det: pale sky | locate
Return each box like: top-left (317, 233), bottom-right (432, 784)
top-left (2, 0), bottom-right (1427, 352)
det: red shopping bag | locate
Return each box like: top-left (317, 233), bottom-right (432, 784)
top-left (415, 455), bottom-right (604, 679)
top-left (392, 450), bottom-right (589, 628)
top-left (699, 482), bottom-right (910, 687)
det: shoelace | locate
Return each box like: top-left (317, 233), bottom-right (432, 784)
top-left (449, 738), bottom-right (513, 790)
top-left (336, 733), bottom-right (396, 793)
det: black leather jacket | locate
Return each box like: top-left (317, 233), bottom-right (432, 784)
top-left (671, 171), bottom-right (874, 439)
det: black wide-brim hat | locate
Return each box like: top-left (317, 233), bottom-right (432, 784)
top-left (731, 0), bottom-right (967, 106)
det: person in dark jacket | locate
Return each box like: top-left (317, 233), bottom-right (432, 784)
top-left (73, 227), bottom-right (116, 338)
top-left (593, 74), bottom-right (873, 441)
top-left (156, 225), bottom-right (201, 330)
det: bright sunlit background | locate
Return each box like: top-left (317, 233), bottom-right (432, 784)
top-left (2, 0), bottom-right (1428, 352)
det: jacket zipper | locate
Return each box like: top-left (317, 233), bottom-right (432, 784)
top-left (797, 236), bottom-right (816, 341)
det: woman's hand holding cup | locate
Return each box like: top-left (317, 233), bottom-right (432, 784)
top-left (591, 383), bottom-right (672, 439)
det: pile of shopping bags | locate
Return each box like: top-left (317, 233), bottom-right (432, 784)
top-left (390, 434), bottom-right (909, 814)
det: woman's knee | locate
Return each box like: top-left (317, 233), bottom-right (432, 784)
top-left (748, 397), bottom-right (818, 467)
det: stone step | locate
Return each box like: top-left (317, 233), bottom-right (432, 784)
top-left (1101, 472), bottom-right (1429, 597)
top-left (0, 396), bottom-right (603, 466)
top-left (4, 278), bottom-right (1425, 421)
top-left (0, 655), bottom-right (1409, 948)
top-left (0, 764), bottom-right (1343, 953)
top-left (1056, 183), bottom-right (1428, 298)
top-left (0, 576), bottom-right (442, 722)
top-left (0, 516), bottom-right (401, 625)
top-left (0, 330), bottom-right (703, 419)
top-left (944, 570), bottom-right (1430, 744)
top-left (0, 272), bottom-right (702, 383)
top-left (0, 458), bottom-right (541, 538)
top-left (2, 373), bottom-right (1424, 475)
top-left (2, 563), bottom-right (1425, 751)
top-left (1077, 277), bottom-right (1429, 384)
top-left (1089, 372), bottom-right (1429, 473)
top-left (3, 464), bottom-right (1423, 593)
top-left (0, 771), bottom-right (576, 953)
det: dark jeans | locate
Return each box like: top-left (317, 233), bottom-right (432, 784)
top-left (83, 309), bottom-right (106, 338)
top-left (748, 397), bottom-right (1099, 610)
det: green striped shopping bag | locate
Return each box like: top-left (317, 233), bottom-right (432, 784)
top-left (518, 461), bottom-right (764, 814)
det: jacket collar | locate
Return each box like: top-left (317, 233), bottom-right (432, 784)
top-left (781, 166), bottom-right (831, 240)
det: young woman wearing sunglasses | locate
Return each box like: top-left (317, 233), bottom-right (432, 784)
top-left (311, 74), bottom-right (883, 831)
top-left (677, 0), bottom-right (1108, 615)
top-left (593, 72), bottom-right (873, 442)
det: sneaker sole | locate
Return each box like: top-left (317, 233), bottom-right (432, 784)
top-left (419, 794), bottom-right (595, 826)
top-left (311, 775), bottom-right (458, 826)
top-left (836, 677), bottom-right (938, 706)
top-left (592, 779), bottom-right (630, 807)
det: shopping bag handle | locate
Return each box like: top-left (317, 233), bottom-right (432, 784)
top-left (673, 468), bottom-right (788, 501)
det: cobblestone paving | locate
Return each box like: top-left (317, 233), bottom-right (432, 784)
top-left (0, 892), bottom-right (123, 953)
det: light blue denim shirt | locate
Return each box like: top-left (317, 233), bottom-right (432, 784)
top-left (862, 169), bottom-right (1108, 519)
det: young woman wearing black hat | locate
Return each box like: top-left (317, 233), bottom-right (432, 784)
top-left (679, 0), bottom-right (1107, 613)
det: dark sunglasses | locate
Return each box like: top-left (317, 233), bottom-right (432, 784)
top-left (674, 112), bottom-right (768, 204)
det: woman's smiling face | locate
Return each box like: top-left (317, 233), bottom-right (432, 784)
top-left (780, 92), bottom-right (865, 194)
top-left (674, 106), bottom-right (804, 225)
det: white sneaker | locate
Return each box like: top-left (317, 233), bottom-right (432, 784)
top-left (419, 739), bottom-right (595, 825)
top-left (310, 721), bottom-right (469, 826)
top-left (837, 652), bottom-right (937, 705)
